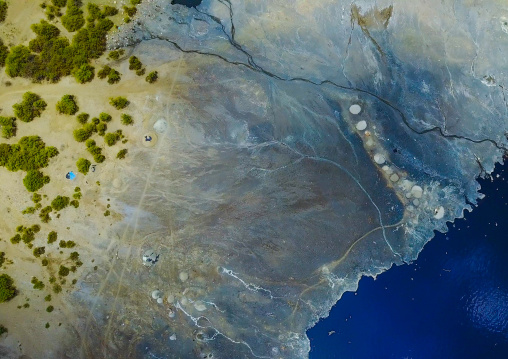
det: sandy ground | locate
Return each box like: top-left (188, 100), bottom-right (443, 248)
top-left (0, 1), bottom-right (189, 357)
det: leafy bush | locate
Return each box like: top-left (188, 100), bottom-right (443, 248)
top-left (61, 1), bottom-right (85, 32)
top-left (146, 71), bottom-right (158, 83)
top-left (99, 112), bottom-right (112, 122)
top-left (108, 49), bottom-right (124, 60)
top-left (117, 149), bottom-right (128, 159)
top-left (70, 199), bottom-right (79, 208)
top-left (94, 153), bottom-right (105, 163)
top-left (32, 247), bottom-right (45, 258)
top-left (46, 305), bottom-right (54, 312)
top-left (73, 128), bottom-right (92, 142)
top-left (0, 274), bottom-right (16, 302)
top-left (40, 206), bottom-right (52, 223)
top-left (48, 231), bottom-right (58, 244)
top-left (52, 0), bottom-right (67, 7)
top-left (131, 0), bottom-right (142, 5)
top-left (96, 122), bottom-right (107, 136)
top-left (58, 265), bottom-right (70, 277)
top-left (44, 5), bottom-right (63, 20)
top-left (13, 92), bottom-right (47, 122)
top-left (52, 284), bottom-right (62, 293)
top-left (73, 63), bottom-right (94, 83)
top-left (0, 1), bottom-right (7, 23)
top-left (0, 38), bottom-right (7, 67)
top-left (0, 252), bottom-right (5, 267)
top-left (70, 251), bottom-right (79, 261)
top-left (59, 240), bottom-right (76, 248)
top-left (0, 116), bottom-right (16, 139)
top-left (51, 195), bottom-right (70, 211)
top-left (104, 132), bottom-right (120, 146)
top-left (136, 68), bottom-right (146, 76)
top-left (87, 3), bottom-right (102, 21)
top-left (31, 276), bottom-right (45, 289)
top-left (76, 158), bottom-right (91, 174)
top-left (102, 5), bottom-right (119, 17)
top-left (76, 112), bottom-right (89, 124)
top-left (85, 139), bottom-right (96, 148)
top-left (107, 69), bottom-right (121, 84)
top-left (23, 170), bottom-right (50, 192)
top-left (120, 114), bottom-right (133, 125)
top-left (109, 97), bottom-right (129, 109)
top-left (10, 234), bottom-right (21, 244)
top-left (44, 294), bottom-right (51, 301)
top-left (123, 6), bottom-right (137, 17)
top-left (57, 95), bottom-right (79, 115)
top-left (129, 56), bottom-right (142, 70)
top-left (97, 65), bottom-right (111, 79)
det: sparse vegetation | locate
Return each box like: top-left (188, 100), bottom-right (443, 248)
top-left (46, 305), bottom-right (54, 312)
top-left (76, 158), bottom-right (91, 174)
top-left (44, 294), bottom-right (52, 301)
top-left (146, 71), bottom-right (158, 83)
top-left (108, 49), bottom-right (124, 60)
top-left (73, 63), bottom-right (94, 83)
top-left (48, 231), bottom-right (58, 244)
top-left (31, 277), bottom-right (45, 289)
top-left (13, 92), bottom-right (47, 123)
top-left (77, 112), bottom-right (89, 124)
top-left (109, 96), bottom-right (129, 109)
top-left (59, 240), bottom-right (76, 248)
top-left (117, 149), bottom-right (128, 159)
top-left (0, 1), bottom-right (7, 23)
top-left (99, 112), bottom-right (112, 122)
top-left (51, 195), bottom-right (70, 211)
top-left (70, 200), bottom-right (79, 208)
top-left (0, 116), bottom-right (16, 139)
top-left (103, 5), bottom-right (119, 17)
top-left (0, 38), bottom-right (8, 67)
top-left (0, 274), bottom-right (16, 302)
top-left (52, 284), bottom-right (62, 293)
top-left (58, 265), bottom-right (70, 277)
top-left (32, 247), bottom-right (46, 258)
top-left (104, 132), bottom-right (120, 146)
top-left (56, 95), bottom-right (79, 115)
top-left (40, 206), bottom-right (53, 223)
top-left (129, 56), bottom-right (142, 70)
top-left (120, 114), bottom-right (133, 125)
top-left (123, 5), bottom-right (137, 17)
top-left (0, 252), bottom-right (5, 267)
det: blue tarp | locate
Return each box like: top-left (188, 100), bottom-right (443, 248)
top-left (66, 171), bottom-right (76, 180)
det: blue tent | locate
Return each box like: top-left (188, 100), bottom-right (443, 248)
top-left (66, 171), bottom-right (76, 180)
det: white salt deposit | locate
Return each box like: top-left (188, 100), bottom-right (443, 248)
top-left (355, 120), bottom-right (367, 131)
top-left (413, 199), bottom-right (420, 206)
top-left (411, 185), bottom-right (423, 199)
top-left (390, 173), bottom-right (400, 182)
top-left (434, 206), bottom-right (445, 219)
top-left (374, 153), bottom-right (386, 164)
top-left (349, 104), bottom-right (362, 114)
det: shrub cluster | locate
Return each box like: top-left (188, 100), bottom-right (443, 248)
top-left (31, 277), bottom-right (45, 289)
top-left (108, 49), bottom-right (124, 60)
top-left (13, 92), bottom-right (47, 122)
top-left (24, 170), bottom-right (50, 192)
top-left (99, 112), bottom-right (112, 122)
top-left (146, 71), bottom-right (158, 83)
top-left (0, 252), bottom-right (5, 267)
top-left (48, 231), bottom-right (58, 244)
top-left (76, 158), bottom-right (91, 174)
top-left (123, 6), bottom-right (137, 17)
top-left (57, 95), bottom-right (79, 115)
top-left (0, 1), bottom-right (7, 23)
top-left (97, 65), bottom-right (121, 84)
top-left (5, 10), bottom-right (114, 83)
top-left (129, 56), bottom-right (142, 70)
top-left (104, 131), bottom-right (123, 146)
top-left (120, 114), bottom-right (133, 125)
top-left (86, 139), bottom-right (105, 163)
top-left (59, 240), bottom-right (76, 248)
top-left (51, 195), bottom-right (70, 211)
top-left (0, 136), bottom-right (58, 172)
top-left (40, 206), bottom-right (53, 223)
top-left (0, 38), bottom-right (8, 67)
top-left (77, 112), bottom-right (89, 124)
top-left (73, 63), bottom-right (94, 84)
top-left (0, 274), bottom-right (16, 303)
top-left (109, 97), bottom-right (129, 109)
top-left (0, 116), bottom-right (16, 139)
top-left (117, 149), bottom-right (128, 159)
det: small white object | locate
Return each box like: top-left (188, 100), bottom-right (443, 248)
top-left (169, 334), bottom-right (177, 341)
top-left (355, 120), bottom-right (367, 131)
top-left (411, 185), bottom-right (423, 199)
top-left (157, 297), bottom-right (163, 304)
top-left (349, 104), bottom-right (362, 115)
top-left (390, 173), bottom-right (400, 182)
top-left (152, 290), bottom-right (161, 299)
top-left (167, 295), bottom-right (175, 304)
top-left (168, 309), bottom-right (175, 318)
top-left (179, 272), bottom-right (189, 282)
top-left (374, 153), bottom-right (386, 164)
top-left (413, 199), bottom-right (420, 206)
top-left (180, 296), bottom-right (188, 306)
top-left (434, 206), bottom-right (445, 219)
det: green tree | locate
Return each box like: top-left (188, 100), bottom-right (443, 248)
top-left (0, 116), bottom-right (16, 139)
top-left (51, 195), bottom-right (70, 211)
top-left (104, 132), bottom-right (119, 146)
top-left (0, 274), bottom-right (16, 302)
top-left (58, 265), bottom-right (70, 277)
top-left (48, 231), bottom-right (58, 244)
top-left (0, 38), bottom-right (8, 67)
top-left (146, 71), bottom-right (158, 83)
top-left (120, 114), bottom-right (133, 125)
top-left (56, 95), bottom-right (79, 115)
top-left (23, 170), bottom-right (50, 192)
top-left (61, 0), bottom-right (85, 32)
top-left (107, 69), bottom-right (121, 84)
top-left (102, 6), bottom-right (118, 17)
top-left (73, 127), bottom-right (92, 142)
top-left (32, 247), bottom-right (46, 258)
top-left (13, 92), bottom-right (47, 122)
top-left (76, 158), bottom-right (91, 174)
top-left (99, 112), bottom-right (112, 122)
top-left (109, 97), bottom-right (129, 109)
top-left (128, 56), bottom-right (142, 70)
top-left (76, 112), bottom-right (89, 124)
top-left (0, 1), bottom-right (7, 23)
top-left (52, 0), bottom-right (67, 7)
top-left (73, 63), bottom-right (94, 83)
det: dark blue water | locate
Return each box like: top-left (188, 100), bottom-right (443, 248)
top-left (308, 161), bottom-right (508, 359)
top-left (171, 0), bottom-right (202, 8)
